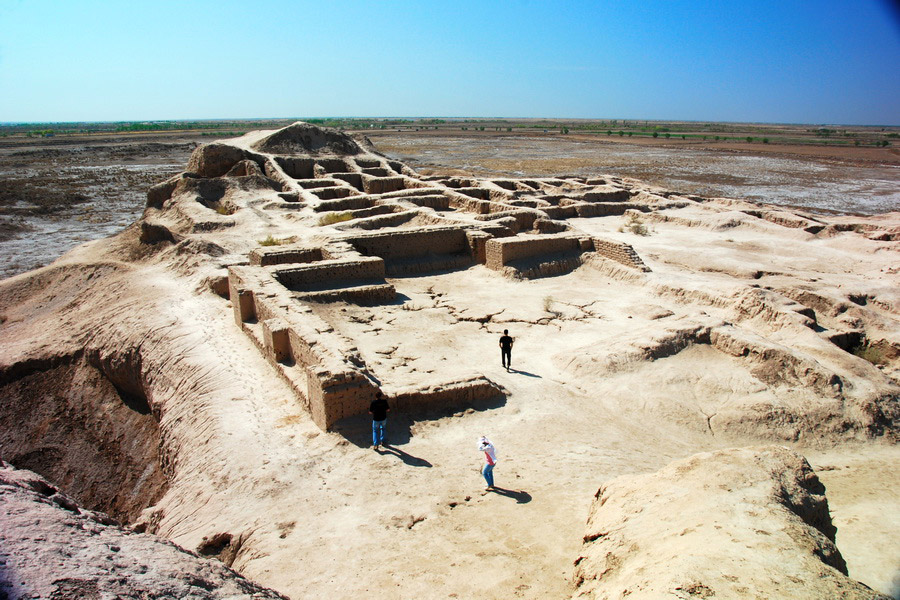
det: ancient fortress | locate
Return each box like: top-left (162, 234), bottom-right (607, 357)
top-left (148, 123), bottom-right (670, 429)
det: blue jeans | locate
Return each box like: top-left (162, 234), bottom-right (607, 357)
top-left (372, 419), bottom-right (386, 446)
top-left (482, 463), bottom-right (494, 487)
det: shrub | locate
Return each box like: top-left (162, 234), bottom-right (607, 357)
top-left (746, 136), bottom-right (753, 143)
top-left (852, 341), bottom-right (887, 366)
top-left (624, 213), bottom-right (650, 236)
top-left (664, 133), bottom-right (670, 139)
top-left (652, 131), bottom-right (658, 138)
top-left (762, 138), bottom-right (769, 144)
top-left (259, 235), bottom-right (284, 246)
top-left (318, 211), bottom-right (353, 226)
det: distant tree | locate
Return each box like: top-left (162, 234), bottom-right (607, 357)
top-left (618, 131), bottom-right (624, 136)
top-left (681, 135), bottom-right (685, 140)
top-left (652, 131), bottom-right (658, 138)
top-left (746, 136), bottom-right (753, 143)
top-left (854, 140), bottom-right (860, 146)
top-left (664, 133), bottom-right (670, 139)
top-left (762, 138), bottom-right (769, 143)
top-left (607, 130), bottom-right (612, 136)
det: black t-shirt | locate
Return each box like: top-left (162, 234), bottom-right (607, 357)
top-left (500, 335), bottom-right (513, 350)
top-left (370, 397), bottom-right (389, 421)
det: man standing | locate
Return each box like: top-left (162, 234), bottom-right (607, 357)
top-left (369, 391), bottom-right (390, 450)
top-left (499, 329), bottom-right (514, 371)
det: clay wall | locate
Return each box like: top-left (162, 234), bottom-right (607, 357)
top-left (574, 202), bottom-right (631, 217)
top-left (582, 186), bottom-right (631, 202)
top-left (363, 176), bottom-right (407, 194)
top-left (274, 157), bottom-right (314, 179)
top-left (475, 209), bottom-right (539, 232)
top-left (296, 284), bottom-right (396, 305)
top-left (485, 234), bottom-right (582, 270)
top-left (592, 237), bottom-right (651, 271)
top-left (343, 227), bottom-right (470, 260)
top-left (315, 197), bottom-right (374, 212)
top-left (273, 257), bottom-right (385, 289)
top-left (249, 247), bottom-right (325, 267)
top-left (389, 376), bottom-right (503, 413)
top-left (338, 210), bottom-right (419, 231)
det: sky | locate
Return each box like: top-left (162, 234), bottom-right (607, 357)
top-left (1, 0), bottom-right (898, 125)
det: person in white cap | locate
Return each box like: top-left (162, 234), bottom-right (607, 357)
top-left (478, 436), bottom-right (497, 490)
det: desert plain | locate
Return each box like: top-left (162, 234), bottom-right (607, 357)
top-left (0, 121), bottom-right (898, 599)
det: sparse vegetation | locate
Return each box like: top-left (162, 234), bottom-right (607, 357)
top-left (318, 211), bottom-right (353, 226)
top-left (258, 235), bottom-right (287, 246)
top-left (851, 341), bottom-right (887, 366)
top-left (620, 213), bottom-right (650, 236)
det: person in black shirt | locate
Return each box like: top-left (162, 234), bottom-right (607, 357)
top-left (499, 329), bottom-right (514, 371)
top-left (369, 391), bottom-right (390, 450)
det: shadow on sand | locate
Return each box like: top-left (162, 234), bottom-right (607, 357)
top-left (377, 444), bottom-right (432, 467)
top-left (487, 487), bottom-right (532, 503)
top-left (507, 367), bottom-right (541, 378)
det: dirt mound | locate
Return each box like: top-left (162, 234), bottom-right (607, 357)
top-left (0, 461), bottom-right (287, 600)
top-left (250, 121), bottom-right (363, 155)
top-left (574, 446), bottom-right (890, 599)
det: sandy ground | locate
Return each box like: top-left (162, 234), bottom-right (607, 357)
top-left (138, 236), bottom-right (898, 598)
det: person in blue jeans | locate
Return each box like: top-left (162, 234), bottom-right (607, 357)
top-left (369, 391), bottom-right (390, 450)
top-left (478, 436), bottom-right (497, 490)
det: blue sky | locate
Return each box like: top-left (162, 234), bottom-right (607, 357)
top-left (1, 0), bottom-right (898, 124)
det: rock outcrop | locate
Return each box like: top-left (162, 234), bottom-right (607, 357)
top-left (0, 461), bottom-right (287, 600)
top-left (573, 446), bottom-right (890, 599)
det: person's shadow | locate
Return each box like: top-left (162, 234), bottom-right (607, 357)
top-left (377, 444), bottom-right (432, 467)
top-left (487, 487), bottom-right (532, 503)
top-left (508, 368), bottom-right (541, 378)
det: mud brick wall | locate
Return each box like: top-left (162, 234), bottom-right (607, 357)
top-left (389, 376), bottom-right (503, 413)
top-left (297, 284), bottom-right (396, 305)
top-left (574, 202), bottom-right (631, 217)
top-left (273, 257), bottom-right (385, 289)
top-left (485, 235), bottom-right (582, 270)
top-left (466, 231), bottom-right (492, 264)
top-left (405, 194), bottom-right (451, 210)
top-left (343, 227), bottom-right (469, 260)
top-left (592, 237), bottom-right (651, 271)
top-left (307, 368), bottom-right (378, 430)
top-left (475, 209), bottom-right (540, 232)
top-left (582, 186), bottom-right (631, 202)
top-left (362, 176), bottom-right (407, 194)
top-left (315, 196), bottom-right (374, 212)
top-left (274, 156), bottom-right (315, 179)
top-left (250, 247), bottom-right (325, 266)
top-left (343, 210), bottom-right (418, 231)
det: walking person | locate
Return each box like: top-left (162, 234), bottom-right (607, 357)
top-left (499, 329), bottom-right (514, 371)
top-left (478, 436), bottom-right (497, 490)
top-left (369, 391), bottom-right (390, 450)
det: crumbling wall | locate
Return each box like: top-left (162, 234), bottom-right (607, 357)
top-left (485, 234), bottom-right (583, 271)
top-left (343, 227), bottom-right (470, 260)
top-left (273, 257), bottom-right (385, 290)
top-left (592, 237), bottom-right (651, 271)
